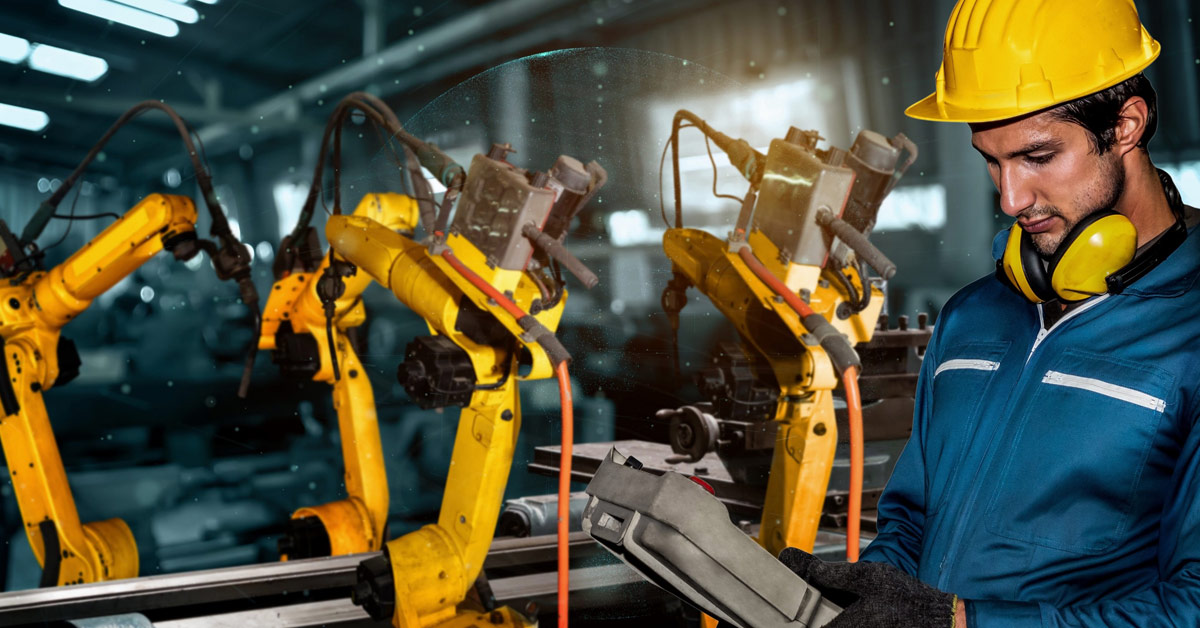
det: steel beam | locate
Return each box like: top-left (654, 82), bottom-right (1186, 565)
top-left (0, 532), bottom-right (608, 625)
top-left (151, 563), bottom-right (647, 628)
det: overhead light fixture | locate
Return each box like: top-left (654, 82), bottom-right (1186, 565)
top-left (0, 33), bottom-right (30, 64)
top-left (113, 0), bottom-right (198, 24)
top-left (29, 44), bottom-right (109, 82)
top-left (193, 0), bottom-right (218, 4)
top-left (0, 33), bottom-right (110, 83)
top-left (0, 103), bottom-right (50, 133)
top-left (58, 0), bottom-right (180, 37)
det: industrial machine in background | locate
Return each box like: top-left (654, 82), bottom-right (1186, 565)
top-left (655, 110), bottom-right (916, 561)
top-left (257, 89), bottom-right (445, 564)
top-left (260, 190), bottom-right (419, 560)
top-left (532, 111), bottom-right (921, 608)
top-left (265, 91), bottom-right (605, 628)
top-left (0, 102), bottom-right (258, 587)
top-left (336, 137), bottom-right (605, 628)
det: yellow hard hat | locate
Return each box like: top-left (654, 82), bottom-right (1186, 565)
top-left (907, 0), bottom-right (1160, 123)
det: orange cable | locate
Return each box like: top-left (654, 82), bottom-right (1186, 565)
top-left (736, 246), bottom-right (817, 318)
top-left (555, 362), bottom-right (574, 628)
top-left (441, 247), bottom-right (572, 627)
top-left (736, 246), bottom-right (863, 562)
top-left (842, 367), bottom-right (863, 562)
top-left (440, 249), bottom-right (528, 320)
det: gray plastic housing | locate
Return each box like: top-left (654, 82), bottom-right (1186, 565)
top-left (582, 448), bottom-right (841, 628)
top-left (450, 153), bottom-right (555, 270)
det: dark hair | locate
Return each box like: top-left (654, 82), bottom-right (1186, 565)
top-left (1049, 73), bottom-right (1158, 153)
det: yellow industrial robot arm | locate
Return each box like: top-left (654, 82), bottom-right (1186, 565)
top-left (0, 193), bottom-right (199, 586)
top-left (661, 113), bottom-right (914, 561)
top-left (330, 142), bottom-right (602, 628)
top-left (328, 214), bottom-right (561, 628)
top-left (259, 192), bottom-right (420, 559)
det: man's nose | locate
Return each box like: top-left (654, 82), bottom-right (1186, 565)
top-left (998, 166), bottom-right (1035, 217)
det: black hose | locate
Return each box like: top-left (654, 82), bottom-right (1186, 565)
top-left (521, 223), bottom-right (598, 289)
top-left (289, 94), bottom-right (463, 243)
top-left (816, 209), bottom-right (897, 280)
top-left (28, 101), bottom-right (235, 244)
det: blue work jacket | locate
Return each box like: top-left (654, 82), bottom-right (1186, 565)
top-left (859, 219), bottom-right (1200, 626)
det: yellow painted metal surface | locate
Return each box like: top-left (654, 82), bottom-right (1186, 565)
top-left (326, 215), bottom-right (564, 382)
top-left (760, 392), bottom-right (838, 555)
top-left (430, 605), bottom-right (535, 628)
top-left (286, 339), bottom-right (387, 555)
top-left (262, 194), bottom-right (418, 557)
top-left (0, 193), bottom-right (197, 585)
top-left (327, 211), bottom-right (567, 627)
top-left (663, 226), bottom-right (883, 555)
top-left (385, 380), bottom-right (520, 627)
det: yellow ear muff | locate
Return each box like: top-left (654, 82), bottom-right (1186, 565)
top-left (998, 210), bottom-right (1139, 303)
top-left (1000, 226), bottom-right (1051, 302)
top-left (1048, 212), bottom-right (1138, 301)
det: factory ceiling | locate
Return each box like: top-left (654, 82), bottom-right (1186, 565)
top-left (0, 0), bottom-right (702, 175)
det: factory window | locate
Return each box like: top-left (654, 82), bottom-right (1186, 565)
top-left (874, 184), bottom-right (947, 232)
top-left (608, 210), bottom-right (663, 247)
top-left (273, 181), bottom-right (309, 240)
top-left (648, 77), bottom-right (827, 221)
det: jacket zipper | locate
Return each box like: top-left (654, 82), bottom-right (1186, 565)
top-left (936, 294), bottom-right (1112, 588)
top-left (1042, 370), bottom-right (1167, 412)
top-left (1025, 296), bottom-right (1110, 362)
top-left (934, 359), bottom-right (1000, 378)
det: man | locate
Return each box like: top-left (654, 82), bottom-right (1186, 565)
top-left (779, 1), bottom-right (1200, 626)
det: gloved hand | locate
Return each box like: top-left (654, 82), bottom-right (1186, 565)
top-left (778, 548), bottom-right (959, 628)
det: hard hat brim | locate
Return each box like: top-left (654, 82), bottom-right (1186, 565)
top-left (905, 40), bottom-right (1160, 124)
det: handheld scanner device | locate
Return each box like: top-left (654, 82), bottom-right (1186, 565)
top-left (582, 448), bottom-right (841, 628)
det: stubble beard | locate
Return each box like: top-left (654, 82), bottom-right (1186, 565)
top-left (1029, 156), bottom-right (1126, 258)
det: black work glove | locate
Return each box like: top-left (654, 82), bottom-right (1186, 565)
top-left (778, 548), bottom-right (959, 628)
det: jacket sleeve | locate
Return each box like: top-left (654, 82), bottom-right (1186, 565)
top-left (857, 327), bottom-right (940, 577)
top-left (966, 388), bottom-right (1200, 627)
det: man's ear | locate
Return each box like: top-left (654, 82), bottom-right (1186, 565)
top-left (1113, 96), bottom-right (1150, 156)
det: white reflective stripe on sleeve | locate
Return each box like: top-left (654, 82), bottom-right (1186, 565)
top-left (934, 359), bottom-right (1001, 378)
top-left (1042, 370), bottom-right (1167, 412)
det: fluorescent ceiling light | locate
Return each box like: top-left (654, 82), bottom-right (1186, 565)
top-left (0, 33), bottom-right (30, 64)
top-left (58, 0), bottom-right (180, 37)
top-left (29, 44), bottom-right (109, 82)
top-left (113, 0), bottom-right (198, 24)
top-left (0, 103), bottom-right (50, 132)
top-left (193, 0), bottom-right (217, 4)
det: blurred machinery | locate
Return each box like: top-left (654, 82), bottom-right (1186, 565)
top-left (533, 111), bottom-right (921, 577)
top-left (0, 102), bottom-right (257, 587)
top-left (337, 137), bottom-right (605, 627)
top-left (656, 111), bottom-right (916, 559)
top-left (260, 190), bottom-right (419, 560)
